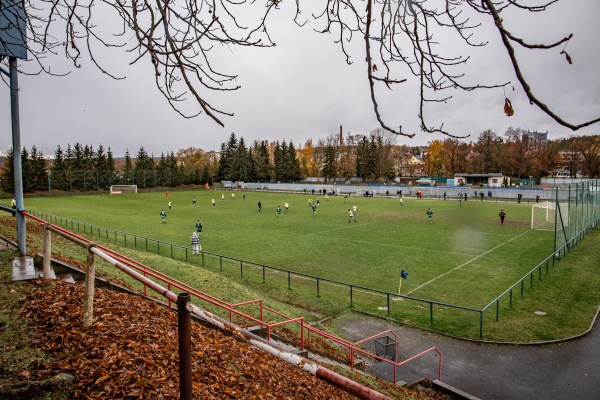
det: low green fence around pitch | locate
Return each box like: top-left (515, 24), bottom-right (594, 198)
top-left (23, 180), bottom-right (599, 338)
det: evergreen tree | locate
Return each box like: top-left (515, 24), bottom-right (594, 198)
top-left (217, 133), bottom-right (237, 181)
top-left (229, 137), bottom-right (250, 183)
top-left (201, 164), bottom-right (213, 186)
top-left (321, 143), bottom-right (337, 182)
top-left (106, 148), bottom-right (116, 187)
top-left (0, 148), bottom-right (15, 193)
top-left (1, 147), bottom-right (48, 193)
top-left (287, 141), bottom-right (302, 182)
top-left (355, 136), bottom-right (369, 182)
top-left (134, 147), bottom-right (155, 188)
top-left (50, 145), bottom-right (68, 191)
top-left (273, 141), bottom-right (285, 182)
top-left (20, 148), bottom-right (33, 193)
top-left (29, 146), bottom-right (48, 192)
top-left (157, 153), bottom-right (168, 186)
top-left (250, 140), bottom-right (272, 182)
top-left (95, 144), bottom-right (109, 190)
top-left (70, 143), bottom-right (85, 190)
top-left (123, 149), bottom-right (133, 185)
top-left (167, 152), bottom-right (181, 186)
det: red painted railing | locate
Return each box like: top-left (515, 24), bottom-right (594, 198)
top-left (23, 211), bottom-right (442, 386)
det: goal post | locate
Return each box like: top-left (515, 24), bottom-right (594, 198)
top-left (531, 201), bottom-right (569, 231)
top-left (109, 185), bottom-right (138, 195)
top-left (531, 202), bottom-right (555, 231)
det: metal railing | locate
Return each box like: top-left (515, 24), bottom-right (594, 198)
top-left (8, 180), bottom-right (600, 339)
top-left (25, 209), bottom-right (484, 337)
top-left (20, 211), bottom-right (442, 393)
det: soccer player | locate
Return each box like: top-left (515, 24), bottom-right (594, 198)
top-left (192, 198), bottom-right (196, 207)
top-left (352, 205), bottom-right (358, 216)
top-left (325, 194), bottom-right (329, 203)
top-left (160, 209), bottom-right (167, 224)
top-left (426, 208), bottom-right (433, 223)
top-left (276, 206), bottom-right (282, 218)
top-left (232, 193), bottom-right (236, 200)
top-left (196, 220), bottom-right (203, 234)
top-left (212, 198), bottom-right (216, 208)
top-left (221, 194), bottom-right (225, 203)
top-left (499, 209), bottom-right (506, 225)
top-left (190, 232), bottom-right (200, 255)
top-left (168, 201), bottom-right (172, 211)
top-left (258, 201), bottom-right (262, 212)
top-left (344, 194), bottom-right (348, 203)
top-left (348, 209), bottom-right (356, 223)
top-left (285, 202), bottom-right (289, 213)
top-left (400, 197), bottom-right (404, 207)
top-left (312, 203), bottom-right (317, 215)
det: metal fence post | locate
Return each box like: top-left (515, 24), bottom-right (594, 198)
top-left (42, 224), bottom-right (52, 279)
top-left (177, 293), bottom-right (193, 400)
top-left (83, 244), bottom-right (96, 327)
top-left (479, 312), bottom-right (484, 339)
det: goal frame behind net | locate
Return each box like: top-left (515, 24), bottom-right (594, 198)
top-left (109, 185), bottom-right (138, 195)
top-left (531, 201), bottom-right (569, 231)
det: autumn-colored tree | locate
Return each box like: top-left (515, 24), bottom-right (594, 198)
top-left (425, 140), bottom-right (445, 177)
top-left (338, 135), bottom-right (356, 181)
top-left (370, 128), bottom-right (397, 182)
top-left (533, 140), bottom-right (562, 179)
top-left (502, 127), bottom-right (533, 180)
top-left (297, 140), bottom-right (320, 178)
top-left (572, 135), bottom-right (600, 178)
top-left (176, 147), bottom-right (210, 184)
top-left (472, 130), bottom-right (504, 174)
top-left (440, 138), bottom-right (471, 175)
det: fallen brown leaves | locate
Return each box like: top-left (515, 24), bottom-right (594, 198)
top-left (21, 280), bottom-right (365, 399)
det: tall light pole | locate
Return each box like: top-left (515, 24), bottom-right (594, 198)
top-left (2, 0), bottom-right (29, 255)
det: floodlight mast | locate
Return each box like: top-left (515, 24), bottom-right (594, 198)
top-left (1, 0), bottom-right (29, 255)
top-left (9, 57), bottom-right (26, 255)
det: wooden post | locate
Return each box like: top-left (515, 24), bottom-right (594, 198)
top-left (177, 293), bottom-right (193, 400)
top-left (83, 244), bottom-right (96, 327)
top-left (42, 224), bottom-right (52, 279)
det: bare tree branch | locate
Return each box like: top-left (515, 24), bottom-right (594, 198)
top-left (1, 0), bottom-right (598, 136)
top-left (481, 0), bottom-right (600, 130)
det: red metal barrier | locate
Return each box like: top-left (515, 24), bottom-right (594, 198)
top-left (23, 212), bottom-right (443, 388)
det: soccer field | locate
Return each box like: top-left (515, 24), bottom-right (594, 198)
top-left (21, 189), bottom-right (555, 310)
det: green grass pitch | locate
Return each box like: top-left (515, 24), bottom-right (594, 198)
top-left (21, 189), bottom-right (555, 309)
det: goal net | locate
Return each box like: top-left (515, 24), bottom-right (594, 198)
top-left (110, 185), bottom-right (138, 195)
top-left (531, 201), bottom-right (570, 230)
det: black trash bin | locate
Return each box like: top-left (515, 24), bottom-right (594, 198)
top-left (374, 335), bottom-right (397, 361)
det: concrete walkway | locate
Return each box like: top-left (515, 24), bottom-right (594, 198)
top-left (332, 312), bottom-right (600, 400)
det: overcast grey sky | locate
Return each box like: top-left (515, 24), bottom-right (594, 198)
top-left (2, 0), bottom-right (599, 158)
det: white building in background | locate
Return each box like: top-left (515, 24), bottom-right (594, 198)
top-left (454, 173), bottom-right (505, 187)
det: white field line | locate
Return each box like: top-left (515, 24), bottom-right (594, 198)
top-left (406, 229), bottom-right (532, 295)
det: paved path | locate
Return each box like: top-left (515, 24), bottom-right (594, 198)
top-left (332, 312), bottom-right (600, 400)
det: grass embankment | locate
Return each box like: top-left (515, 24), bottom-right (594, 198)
top-left (0, 223), bottom-right (450, 400)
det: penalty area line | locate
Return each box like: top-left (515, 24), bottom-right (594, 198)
top-left (406, 229), bottom-right (532, 296)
